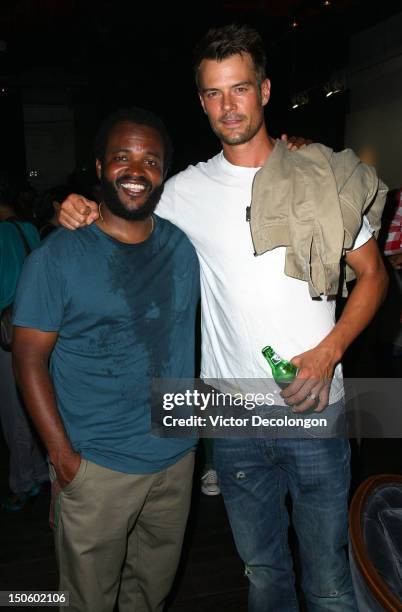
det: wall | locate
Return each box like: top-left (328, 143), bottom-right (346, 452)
top-left (345, 12), bottom-right (402, 189)
top-left (23, 104), bottom-right (75, 190)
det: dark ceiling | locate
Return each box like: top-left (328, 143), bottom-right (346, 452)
top-left (0, 0), bottom-right (401, 171)
top-left (1, 0), bottom-right (401, 82)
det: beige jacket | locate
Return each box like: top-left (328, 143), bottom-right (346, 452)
top-left (249, 140), bottom-right (387, 297)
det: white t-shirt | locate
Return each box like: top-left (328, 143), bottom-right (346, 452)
top-left (157, 149), bottom-right (373, 404)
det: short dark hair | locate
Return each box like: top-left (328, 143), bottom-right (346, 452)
top-left (94, 107), bottom-right (173, 175)
top-left (194, 24), bottom-right (267, 90)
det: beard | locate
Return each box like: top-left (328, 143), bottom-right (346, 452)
top-left (99, 173), bottom-right (164, 221)
top-left (211, 110), bottom-right (265, 146)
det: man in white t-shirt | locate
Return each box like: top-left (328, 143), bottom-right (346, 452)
top-left (59, 24), bottom-right (388, 612)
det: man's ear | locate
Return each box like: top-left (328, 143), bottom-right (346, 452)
top-left (95, 159), bottom-right (102, 181)
top-left (261, 78), bottom-right (271, 107)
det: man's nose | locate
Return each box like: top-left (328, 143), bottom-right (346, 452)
top-left (221, 92), bottom-right (235, 111)
top-left (127, 159), bottom-right (144, 175)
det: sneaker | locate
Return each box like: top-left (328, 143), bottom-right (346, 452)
top-left (201, 469), bottom-right (221, 496)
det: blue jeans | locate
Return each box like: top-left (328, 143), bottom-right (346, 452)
top-left (214, 436), bottom-right (357, 612)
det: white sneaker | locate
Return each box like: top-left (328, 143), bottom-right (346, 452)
top-left (201, 469), bottom-right (221, 496)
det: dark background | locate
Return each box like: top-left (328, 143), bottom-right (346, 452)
top-left (1, 0), bottom-right (402, 181)
top-left (1, 4), bottom-right (402, 608)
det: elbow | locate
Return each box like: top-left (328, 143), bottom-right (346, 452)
top-left (368, 260), bottom-right (390, 307)
top-left (354, 256), bottom-right (389, 307)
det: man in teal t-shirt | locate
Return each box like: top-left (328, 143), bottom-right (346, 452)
top-left (12, 109), bottom-right (200, 612)
top-left (0, 178), bottom-right (48, 511)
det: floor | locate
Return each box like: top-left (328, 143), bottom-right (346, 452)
top-left (0, 438), bottom-right (248, 612)
top-left (1, 343), bottom-right (402, 612)
top-left (2, 432), bottom-right (402, 612)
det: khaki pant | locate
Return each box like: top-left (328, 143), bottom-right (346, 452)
top-left (50, 452), bottom-right (194, 612)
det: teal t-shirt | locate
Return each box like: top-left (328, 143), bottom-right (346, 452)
top-left (0, 220), bottom-right (40, 310)
top-left (13, 218), bottom-right (200, 474)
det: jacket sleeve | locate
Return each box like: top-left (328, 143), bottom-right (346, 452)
top-left (323, 146), bottom-right (388, 248)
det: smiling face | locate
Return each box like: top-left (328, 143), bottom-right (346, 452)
top-left (198, 53), bottom-right (270, 146)
top-left (96, 121), bottom-right (165, 220)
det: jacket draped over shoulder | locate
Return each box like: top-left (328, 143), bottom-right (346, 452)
top-left (249, 140), bottom-right (387, 297)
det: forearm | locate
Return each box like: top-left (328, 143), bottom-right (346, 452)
top-left (284, 242), bottom-right (388, 412)
top-left (318, 268), bottom-right (388, 362)
top-left (13, 355), bottom-right (74, 464)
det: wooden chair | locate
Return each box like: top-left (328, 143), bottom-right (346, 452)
top-left (349, 474), bottom-right (402, 611)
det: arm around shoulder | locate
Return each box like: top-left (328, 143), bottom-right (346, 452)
top-left (58, 193), bottom-right (99, 230)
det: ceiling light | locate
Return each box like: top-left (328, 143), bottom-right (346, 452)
top-left (291, 92), bottom-right (309, 110)
top-left (324, 76), bottom-right (346, 97)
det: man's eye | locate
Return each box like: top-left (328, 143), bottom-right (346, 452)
top-left (146, 159), bottom-right (158, 167)
top-left (235, 87), bottom-right (247, 93)
top-left (206, 91), bottom-right (218, 99)
top-left (114, 155), bottom-right (127, 162)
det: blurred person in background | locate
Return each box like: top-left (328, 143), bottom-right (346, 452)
top-left (379, 187), bottom-right (402, 376)
top-left (0, 173), bottom-right (48, 511)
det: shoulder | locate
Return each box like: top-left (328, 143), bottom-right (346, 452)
top-left (16, 220), bottom-right (40, 235)
top-left (0, 221), bottom-right (39, 253)
top-left (289, 142), bottom-right (335, 166)
top-left (25, 225), bottom-right (96, 263)
top-left (0, 222), bottom-right (14, 241)
top-left (293, 143), bottom-right (363, 174)
top-left (0, 220), bottom-right (35, 238)
top-left (169, 154), bottom-right (221, 188)
top-left (157, 217), bottom-right (194, 247)
top-left (288, 143), bottom-right (371, 189)
top-left (157, 155), bottom-right (220, 220)
top-left (157, 218), bottom-right (198, 260)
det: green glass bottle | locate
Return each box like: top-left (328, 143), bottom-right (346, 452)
top-left (261, 345), bottom-right (298, 388)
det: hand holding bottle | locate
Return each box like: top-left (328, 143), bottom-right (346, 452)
top-left (280, 345), bottom-right (337, 412)
top-left (261, 346), bottom-right (298, 388)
